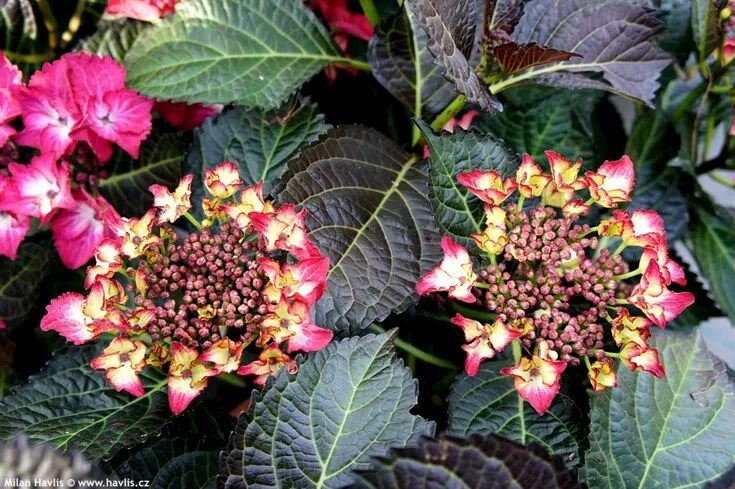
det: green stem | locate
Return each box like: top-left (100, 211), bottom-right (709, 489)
top-left (183, 211), bottom-right (203, 230)
top-left (430, 94), bottom-right (467, 132)
top-left (35, 0), bottom-right (58, 51)
top-left (369, 325), bottom-right (458, 370)
top-left (583, 355), bottom-right (593, 369)
top-left (473, 281), bottom-right (490, 289)
top-left (218, 373), bottom-right (248, 387)
top-left (336, 57), bottom-right (372, 72)
top-left (359, 0), bottom-right (380, 26)
top-left (511, 339), bottom-right (521, 363)
top-left (711, 172), bottom-right (734, 187)
top-left (450, 302), bottom-right (497, 323)
top-left (516, 195), bottom-right (525, 211)
top-left (610, 241), bottom-right (627, 257)
top-left (613, 267), bottom-right (642, 281)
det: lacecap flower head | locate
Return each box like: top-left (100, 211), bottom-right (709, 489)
top-left (417, 151), bottom-right (694, 415)
top-left (41, 162), bottom-right (333, 415)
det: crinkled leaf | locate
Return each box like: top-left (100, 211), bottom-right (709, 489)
top-left (368, 7), bottom-right (456, 119)
top-left (185, 101), bottom-right (329, 214)
top-left (0, 344), bottom-right (170, 460)
top-left (0, 0), bottom-right (46, 74)
top-left (277, 126), bottom-right (442, 331)
top-left (406, 0), bottom-right (502, 112)
top-left (418, 119), bottom-right (518, 250)
top-left (124, 0), bottom-right (340, 109)
top-left (98, 131), bottom-right (185, 217)
top-left (689, 202), bottom-right (735, 323)
top-left (513, 0), bottom-right (671, 106)
top-left (493, 42), bottom-right (579, 74)
top-left (447, 360), bottom-right (586, 468)
top-left (475, 88), bottom-right (599, 165)
top-left (585, 331), bottom-right (735, 489)
top-left (152, 451), bottom-right (217, 489)
top-left (487, 0), bottom-right (525, 37)
top-left (628, 167), bottom-right (688, 243)
top-left (691, 0), bottom-right (722, 62)
top-left (77, 20), bottom-right (149, 62)
top-left (352, 433), bottom-right (582, 489)
top-left (220, 332), bottom-right (435, 489)
top-left (0, 241), bottom-right (51, 330)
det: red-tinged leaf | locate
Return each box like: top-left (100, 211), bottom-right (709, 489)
top-left (493, 42), bottom-right (580, 74)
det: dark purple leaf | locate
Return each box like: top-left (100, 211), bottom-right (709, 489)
top-left (493, 42), bottom-right (580, 74)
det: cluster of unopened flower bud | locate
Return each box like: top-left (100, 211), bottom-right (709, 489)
top-left (40, 162), bottom-right (333, 415)
top-left (417, 151), bottom-right (694, 415)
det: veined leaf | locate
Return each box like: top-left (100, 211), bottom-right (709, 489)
top-left (689, 202), bottom-right (735, 323)
top-left (0, 0), bottom-right (48, 74)
top-left (488, 0), bottom-right (525, 36)
top-left (493, 42), bottom-right (579, 74)
top-left (0, 241), bottom-right (51, 330)
top-left (418, 120), bottom-right (518, 250)
top-left (585, 331), bottom-right (735, 489)
top-left (406, 0), bottom-right (502, 112)
top-left (124, 0), bottom-right (341, 109)
top-left (448, 360), bottom-right (586, 468)
top-left (628, 167), bottom-right (688, 243)
top-left (691, 0), bottom-right (722, 62)
top-left (352, 433), bottom-right (582, 489)
top-left (0, 344), bottom-right (170, 460)
top-left (277, 126), bottom-right (442, 331)
top-left (77, 20), bottom-right (149, 62)
top-left (220, 332), bottom-right (434, 489)
top-left (99, 131), bottom-right (186, 217)
top-left (185, 101), bottom-right (329, 211)
top-left (152, 452), bottom-right (218, 489)
top-left (368, 6), bottom-right (456, 119)
top-left (512, 0), bottom-right (671, 106)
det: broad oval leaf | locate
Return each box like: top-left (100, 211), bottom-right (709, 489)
top-left (185, 101), bottom-right (329, 209)
top-left (352, 433), bottom-right (582, 489)
top-left (77, 20), bottom-right (149, 62)
top-left (0, 241), bottom-right (51, 330)
top-left (152, 452), bottom-right (218, 489)
top-left (124, 0), bottom-right (341, 109)
top-left (418, 120), bottom-right (518, 250)
top-left (513, 0), bottom-right (671, 106)
top-left (368, 7), bottom-right (456, 119)
top-left (220, 332), bottom-right (435, 489)
top-left (98, 131), bottom-right (186, 217)
top-left (689, 202), bottom-right (735, 324)
top-left (493, 42), bottom-right (579, 74)
top-left (0, 344), bottom-right (170, 459)
top-left (585, 331), bottom-right (735, 489)
top-left (406, 0), bottom-right (502, 112)
top-left (628, 167), bottom-right (688, 243)
top-left (278, 126), bottom-right (442, 331)
top-left (447, 360), bottom-right (586, 468)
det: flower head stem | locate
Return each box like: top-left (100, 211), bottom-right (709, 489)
top-left (450, 302), bottom-right (497, 323)
top-left (369, 324), bottom-right (458, 370)
top-left (183, 211), bottom-right (203, 230)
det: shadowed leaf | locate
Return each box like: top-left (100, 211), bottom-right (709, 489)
top-left (0, 241), bottom-right (52, 330)
top-left (493, 42), bottom-right (579, 74)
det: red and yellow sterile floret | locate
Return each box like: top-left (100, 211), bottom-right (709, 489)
top-left (40, 162), bottom-right (333, 415)
top-left (417, 150), bottom-right (694, 414)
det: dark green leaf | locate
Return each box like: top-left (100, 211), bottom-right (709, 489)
top-left (98, 131), bottom-right (185, 217)
top-left (352, 433), bottom-right (583, 489)
top-left (513, 0), bottom-right (671, 106)
top-left (691, 0), bottom-right (722, 62)
top-left (368, 7), bottom-right (456, 119)
top-left (152, 452), bottom-right (217, 489)
top-left (658, 0), bottom-right (695, 61)
top-left (0, 344), bottom-right (170, 459)
top-left (124, 0), bottom-right (340, 109)
top-left (406, 0), bottom-right (502, 112)
top-left (0, 0), bottom-right (48, 74)
top-left (585, 331), bottom-right (735, 489)
top-left (77, 20), bottom-right (149, 62)
top-left (666, 252), bottom-right (723, 330)
top-left (277, 126), bottom-right (442, 331)
top-left (185, 101), bottom-right (329, 212)
top-left (628, 167), bottom-right (688, 243)
top-left (448, 360), bottom-right (586, 468)
top-left (625, 109), bottom-right (679, 184)
top-left (220, 332), bottom-right (434, 489)
top-left (689, 202), bottom-right (735, 323)
top-left (0, 241), bottom-right (52, 330)
top-left (418, 119), bottom-right (518, 249)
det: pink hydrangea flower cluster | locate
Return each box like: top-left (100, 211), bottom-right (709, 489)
top-left (417, 151), bottom-right (695, 415)
top-left (40, 162), bottom-right (333, 415)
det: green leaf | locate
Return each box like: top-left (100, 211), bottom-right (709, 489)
top-left (277, 126), bottom-right (442, 331)
top-left (152, 452), bottom-right (218, 489)
top-left (220, 332), bottom-right (434, 489)
top-left (405, 0), bottom-right (502, 112)
top-left (658, 0), bottom-right (695, 61)
top-left (691, 0), bottom-right (721, 62)
top-left (585, 331), bottom-right (735, 489)
top-left (689, 202), bottom-right (735, 323)
top-left (124, 0), bottom-right (341, 109)
top-left (185, 101), bottom-right (329, 211)
top-left (625, 109), bottom-right (680, 185)
top-left (475, 88), bottom-right (599, 165)
top-left (512, 0), bottom-right (671, 106)
top-left (418, 119), bottom-right (518, 250)
top-left (77, 20), bottom-right (150, 62)
top-left (367, 6), bottom-right (456, 119)
top-left (0, 241), bottom-right (52, 330)
top-left (0, 0), bottom-right (48, 74)
top-left (98, 131), bottom-right (186, 217)
top-left (352, 433), bottom-right (583, 489)
top-left (667, 253), bottom-right (723, 330)
top-left (448, 360), bottom-right (586, 468)
top-left (0, 344), bottom-right (170, 460)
